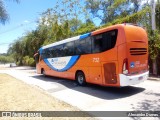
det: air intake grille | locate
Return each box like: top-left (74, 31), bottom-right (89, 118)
top-left (130, 48), bottom-right (147, 55)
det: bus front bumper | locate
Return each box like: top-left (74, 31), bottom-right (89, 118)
top-left (119, 71), bottom-right (149, 87)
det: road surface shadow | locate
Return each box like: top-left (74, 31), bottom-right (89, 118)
top-left (32, 75), bottom-right (145, 100)
top-left (131, 91), bottom-right (160, 111)
top-left (130, 93), bottom-right (160, 120)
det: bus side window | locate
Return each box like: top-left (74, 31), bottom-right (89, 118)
top-left (75, 37), bottom-right (91, 55)
top-left (41, 50), bottom-right (45, 59)
top-left (64, 41), bottom-right (74, 56)
top-left (49, 47), bottom-right (54, 58)
top-left (52, 45), bottom-right (64, 57)
top-left (102, 30), bottom-right (117, 51)
top-left (92, 29), bottom-right (118, 53)
top-left (41, 48), bottom-right (50, 59)
top-left (92, 34), bottom-right (103, 53)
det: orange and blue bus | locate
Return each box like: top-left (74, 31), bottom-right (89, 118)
top-left (34, 24), bottom-right (149, 87)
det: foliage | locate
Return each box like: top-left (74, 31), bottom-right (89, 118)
top-left (148, 30), bottom-right (160, 60)
top-left (6, 0), bottom-right (160, 75)
top-left (101, 7), bottom-right (150, 28)
top-left (22, 56), bottom-right (35, 66)
top-left (156, 0), bottom-right (160, 31)
top-left (7, 0), bottom-right (91, 66)
top-left (0, 55), bottom-right (14, 64)
top-left (74, 19), bottom-right (96, 35)
top-left (85, 0), bottom-right (146, 25)
top-left (0, 0), bottom-right (8, 24)
top-left (22, 56), bottom-right (30, 65)
top-left (28, 58), bottom-right (35, 67)
top-left (0, 0), bottom-right (19, 24)
top-left (39, 0), bottom-right (89, 44)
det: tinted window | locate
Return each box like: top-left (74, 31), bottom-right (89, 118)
top-left (75, 37), bottom-right (92, 55)
top-left (41, 49), bottom-right (50, 59)
top-left (41, 29), bottom-right (118, 59)
top-left (63, 41), bottom-right (75, 56)
top-left (48, 47), bottom-right (54, 58)
top-left (92, 29), bottom-right (118, 53)
top-left (53, 44), bottom-right (64, 57)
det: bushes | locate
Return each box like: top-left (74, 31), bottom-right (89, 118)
top-left (22, 56), bottom-right (35, 67)
top-left (22, 56), bottom-right (30, 65)
top-left (0, 55), bottom-right (14, 64)
top-left (28, 58), bottom-right (35, 67)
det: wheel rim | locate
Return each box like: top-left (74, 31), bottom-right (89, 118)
top-left (78, 75), bottom-right (84, 84)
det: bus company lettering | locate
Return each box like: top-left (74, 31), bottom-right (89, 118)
top-left (51, 58), bottom-right (67, 66)
top-left (135, 61), bottom-right (147, 68)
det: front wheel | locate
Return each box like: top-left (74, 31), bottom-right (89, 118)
top-left (76, 72), bottom-right (86, 86)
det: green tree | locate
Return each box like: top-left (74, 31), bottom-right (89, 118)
top-left (156, 0), bottom-right (160, 31)
top-left (85, 0), bottom-right (146, 24)
top-left (0, 55), bottom-right (14, 64)
top-left (75, 19), bottom-right (96, 35)
top-left (0, 0), bottom-right (19, 24)
top-left (40, 0), bottom-right (88, 44)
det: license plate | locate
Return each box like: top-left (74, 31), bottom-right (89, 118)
top-left (138, 76), bottom-right (143, 80)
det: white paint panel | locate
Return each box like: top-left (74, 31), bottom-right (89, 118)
top-left (47, 57), bottom-right (72, 69)
top-left (42, 36), bottom-right (80, 49)
top-left (119, 71), bottom-right (149, 86)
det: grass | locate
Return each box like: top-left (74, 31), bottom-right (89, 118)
top-left (0, 74), bottom-right (93, 120)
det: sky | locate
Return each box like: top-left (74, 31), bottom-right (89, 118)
top-left (0, 0), bottom-right (154, 54)
top-left (0, 0), bottom-right (58, 53)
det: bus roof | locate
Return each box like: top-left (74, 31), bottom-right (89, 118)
top-left (41, 35), bottom-right (80, 50)
top-left (92, 24), bottom-right (125, 35)
top-left (41, 33), bottom-right (91, 50)
top-left (92, 23), bottom-right (144, 35)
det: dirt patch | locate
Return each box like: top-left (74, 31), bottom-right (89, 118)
top-left (0, 74), bottom-right (93, 120)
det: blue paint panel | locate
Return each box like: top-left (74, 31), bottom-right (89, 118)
top-left (39, 48), bottom-right (43, 54)
top-left (80, 33), bottom-right (91, 39)
top-left (44, 55), bottom-right (80, 72)
top-left (44, 59), bottom-right (57, 71)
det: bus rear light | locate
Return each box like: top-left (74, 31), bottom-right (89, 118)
top-left (122, 58), bottom-right (129, 74)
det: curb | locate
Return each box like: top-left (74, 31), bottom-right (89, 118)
top-left (148, 77), bottom-right (160, 81)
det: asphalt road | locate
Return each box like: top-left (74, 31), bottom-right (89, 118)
top-left (0, 66), bottom-right (160, 119)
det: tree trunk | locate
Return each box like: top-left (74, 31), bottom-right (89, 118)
top-left (153, 59), bottom-right (157, 75)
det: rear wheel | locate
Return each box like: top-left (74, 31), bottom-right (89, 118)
top-left (42, 69), bottom-right (46, 77)
top-left (76, 71), bottom-right (86, 86)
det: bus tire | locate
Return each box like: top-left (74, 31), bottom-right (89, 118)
top-left (42, 69), bottom-right (46, 77)
top-left (76, 71), bottom-right (86, 86)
